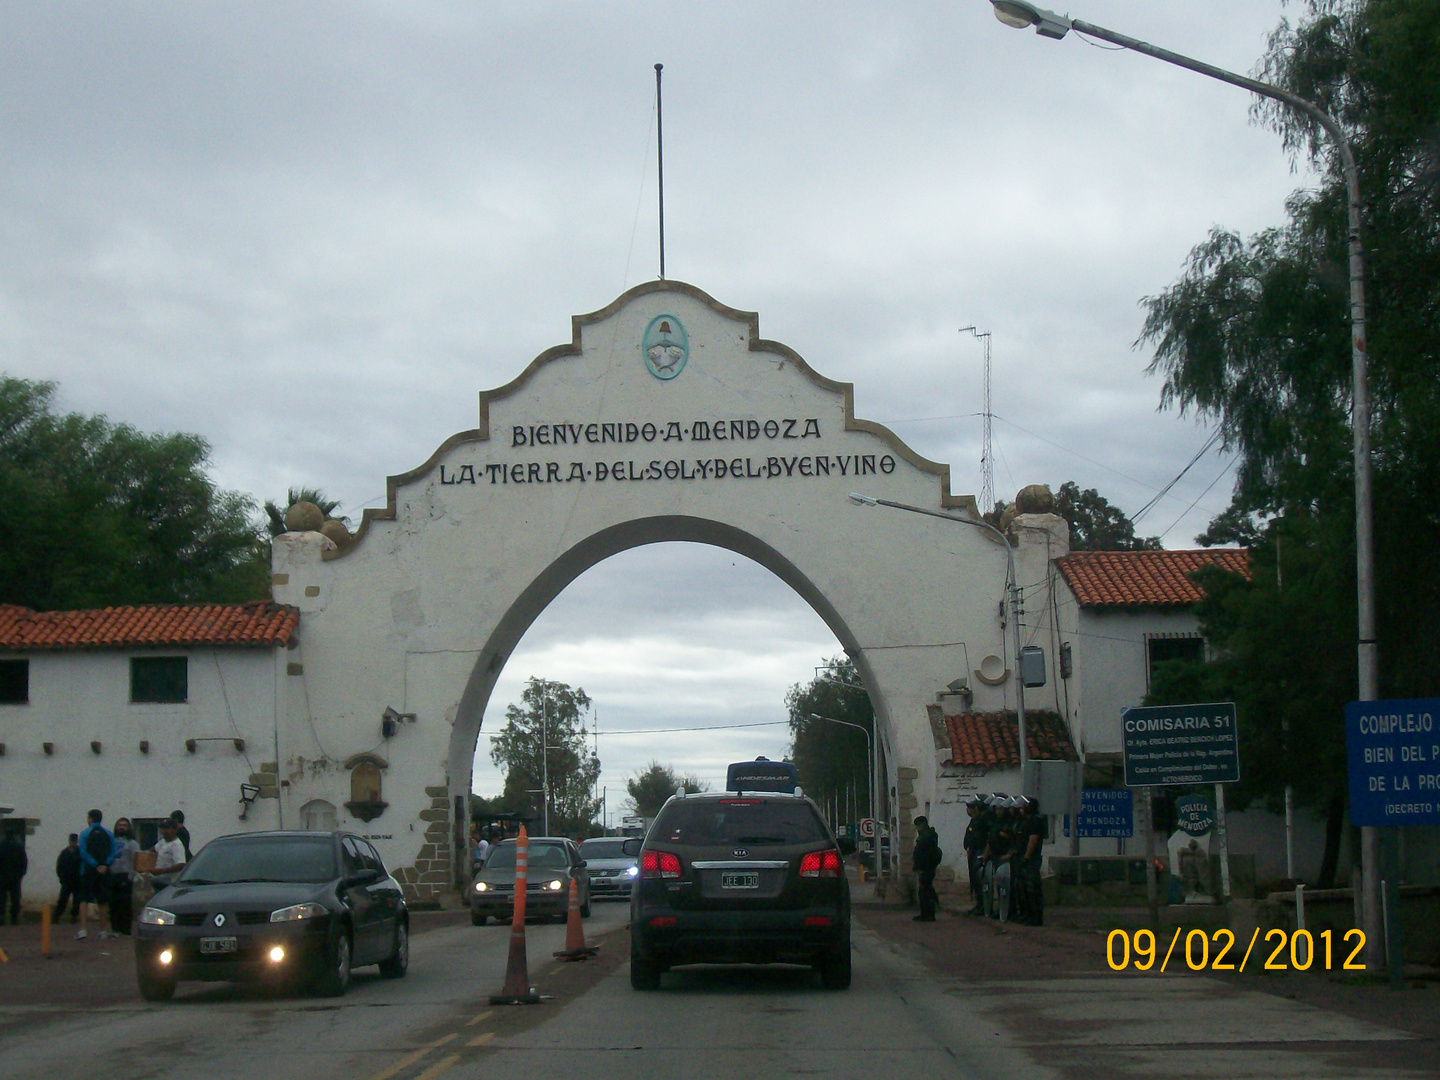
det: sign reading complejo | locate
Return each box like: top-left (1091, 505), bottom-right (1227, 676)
top-left (1121, 702), bottom-right (1240, 787)
top-left (1345, 698), bottom-right (1440, 827)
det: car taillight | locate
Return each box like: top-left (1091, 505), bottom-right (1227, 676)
top-left (640, 850), bottom-right (682, 878)
top-left (799, 849), bottom-right (842, 878)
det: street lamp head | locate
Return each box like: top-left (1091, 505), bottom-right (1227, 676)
top-left (989, 1), bottom-right (1071, 39)
top-left (848, 492), bottom-right (878, 506)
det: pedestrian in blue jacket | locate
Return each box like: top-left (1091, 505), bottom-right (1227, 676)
top-left (76, 809), bottom-right (115, 940)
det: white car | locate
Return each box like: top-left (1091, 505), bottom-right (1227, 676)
top-left (578, 837), bottom-right (641, 899)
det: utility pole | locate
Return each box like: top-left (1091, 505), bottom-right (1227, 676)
top-left (960, 325), bottom-right (994, 514)
top-left (541, 695), bottom-right (550, 837)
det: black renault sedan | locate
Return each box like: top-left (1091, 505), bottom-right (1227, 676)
top-left (134, 831), bottom-right (408, 1000)
top-left (629, 789), bottom-right (851, 990)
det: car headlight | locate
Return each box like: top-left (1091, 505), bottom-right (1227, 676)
top-left (474, 881), bottom-right (488, 892)
top-left (139, 907), bottom-right (176, 926)
top-left (547, 879), bottom-right (563, 891)
top-left (624, 865), bottom-right (639, 878)
top-left (270, 902), bottom-right (327, 922)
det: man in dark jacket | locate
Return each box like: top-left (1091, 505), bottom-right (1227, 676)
top-left (962, 795), bottom-right (989, 916)
top-left (54, 834), bottom-right (82, 923)
top-left (1014, 796), bottom-right (1046, 925)
top-left (911, 815), bottom-right (941, 922)
top-left (0, 829), bottom-right (27, 924)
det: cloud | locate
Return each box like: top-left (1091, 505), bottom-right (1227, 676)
top-left (1, 1), bottom-right (1306, 802)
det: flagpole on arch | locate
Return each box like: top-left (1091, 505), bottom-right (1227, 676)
top-left (655, 63), bottom-right (665, 280)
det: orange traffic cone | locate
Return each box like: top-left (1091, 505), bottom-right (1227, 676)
top-left (553, 876), bottom-right (598, 961)
top-left (489, 826), bottom-right (540, 1005)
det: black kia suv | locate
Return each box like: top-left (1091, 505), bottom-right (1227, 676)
top-left (629, 788), bottom-right (851, 990)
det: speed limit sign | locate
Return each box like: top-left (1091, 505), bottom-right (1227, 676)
top-left (859, 818), bottom-right (877, 838)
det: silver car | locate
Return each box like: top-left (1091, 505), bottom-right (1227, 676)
top-left (578, 836), bottom-right (641, 900)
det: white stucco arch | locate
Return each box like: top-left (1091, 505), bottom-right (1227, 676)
top-left (441, 515), bottom-right (884, 797)
top-left (269, 281), bottom-right (1023, 902)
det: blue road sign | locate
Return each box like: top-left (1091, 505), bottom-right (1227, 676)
top-left (1345, 698), bottom-right (1440, 827)
top-left (1062, 789), bottom-right (1133, 838)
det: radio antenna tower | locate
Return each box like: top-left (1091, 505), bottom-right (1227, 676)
top-left (960, 325), bottom-right (994, 513)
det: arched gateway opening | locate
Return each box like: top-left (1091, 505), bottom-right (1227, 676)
top-left (270, 282), bottom-right (1033, 904)
top-left (452, 517), bottom-right (869, 802)
top-left (467, 539), bottom-right (851, 827)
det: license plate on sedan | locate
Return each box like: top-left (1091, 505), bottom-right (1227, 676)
top-left (721, 872), bottom-right (759, 889)
top-left (199, 936), bottom-right (238, 954)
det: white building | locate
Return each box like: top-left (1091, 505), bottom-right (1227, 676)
top-left (0, 601), bottom-right (297, 897)
top-left (0, 284), bottom-right (1350, 908)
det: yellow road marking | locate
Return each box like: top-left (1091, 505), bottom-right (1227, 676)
top-left (467, 1032), bottom-right (496, 1048)
top-left (413, 1053), bottom-right (461, 1080)
top-left (364, 1033), bottom-right (457, 1080)
top-left (1158, 928), bottom-right (1181, 973)
top-left (466, 1009), bottom-right (494, 1026)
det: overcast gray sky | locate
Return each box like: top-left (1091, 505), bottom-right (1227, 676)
top-left (2, 2), bottom-right (1313, 813)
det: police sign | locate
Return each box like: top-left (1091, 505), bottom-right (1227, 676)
top-left (1062, 789), bottom-right (1133, 838)
top-left (1345, 698), bottom-right (1440, 827)
top-left (1121, 702), bottom-right (1240, 787)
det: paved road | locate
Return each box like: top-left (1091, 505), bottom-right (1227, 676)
top-left (0, 903), bottom-right (1422, 1080)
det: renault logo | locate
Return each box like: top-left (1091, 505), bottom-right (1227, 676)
top-left (732, 849), bottom-right (748, 858)
top-left (213, 913), bottom-right (226, 928)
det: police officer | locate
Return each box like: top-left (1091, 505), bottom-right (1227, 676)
top-left (1014, 795), bottom-right (1046, 925)
top-left (911, 815), bottom-right (941, 922)
top-left (982, 794), bottom-right (1015, 920)
top-left (962, 795), bottom-right (988, 916)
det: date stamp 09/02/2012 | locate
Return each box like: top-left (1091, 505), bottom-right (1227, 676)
top-left (1105, 928), bottom-right (1369, 973)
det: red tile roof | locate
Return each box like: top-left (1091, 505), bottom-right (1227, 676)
top-left (1055, 549), bottom-right (1249, 609)
top-left (0, 601), bottom-right (299, 651)
top-left (943, 710), bottom-right (1078, 769)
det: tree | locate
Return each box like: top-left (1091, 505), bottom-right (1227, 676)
top-left (0, 376), bottom-right (269, 610)
top-left (488, 677), bottom-right (600, 836)
top-left (264, 487), bottom-right (348, 537)
top-left (1145, 522), bottom-right (1355, 885)
top-left (1136, 0), bottom-right (1440, 882)
top-left (785, 657), bottom-right (874, 821)
top-left (1054, 482), bottom-right (1163, 551)
top-left (626, 762), bottom-right (705, 819)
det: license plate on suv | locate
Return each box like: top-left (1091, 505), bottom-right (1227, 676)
top-left (199, 936), bottom-right (238, 954)
top-left (720, 871), bottom-right (759, 889)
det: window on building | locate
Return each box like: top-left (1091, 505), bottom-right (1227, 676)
top-left (1146, 636), bottom-right (1204, 689)
top-left (130, 657), bottom-right (188, 703)
top-left (301, 799), bottom-right (338, 832)
top-left (0, 659), bottom-right (28, 704)
top-left (344, 755), bottom-right (388, 822)
top-left (132, 817), bottom-right (170, 852)
top-left (351, 761), bottom-right (382, 804)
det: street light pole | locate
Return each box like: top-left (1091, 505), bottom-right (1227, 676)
top-left (810, 712), bottom-right (880, 886)
top-left (848, 493), bottom-right (1028, 771)
top-left (542, 696), bottom-right (550, 837)
top-left (985, 0), bottom-right (1377, 966)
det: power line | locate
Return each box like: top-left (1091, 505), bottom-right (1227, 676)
top-left (1158, 457), bottom-right (1238, 540)
top-left (591, 720), bottom-right (790, 737)
top-left (1131, 427), bottom-right (1224, 524)
top-left (872, 409), bottom-right (1231, 523)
